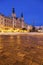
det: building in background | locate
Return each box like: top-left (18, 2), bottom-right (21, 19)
top-left (0, 8), bottom-right (28, 29)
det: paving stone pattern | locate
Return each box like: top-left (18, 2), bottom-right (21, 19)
top-left (0, 35), bottom-right (43, 65)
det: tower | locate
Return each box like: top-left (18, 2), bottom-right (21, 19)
top-left (12, 8), bottom-right (16, 28)
top-left (12, 8), bottom-right (16, 18)
top-left (21, 12), bottom-right (24, 21)
top-left (21, 12), bottom-right (24, 28)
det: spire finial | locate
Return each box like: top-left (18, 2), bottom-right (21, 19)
top-left (21, 12), bottom-right (23, 17)
top-left (12, 8), bottom-right (15, 13)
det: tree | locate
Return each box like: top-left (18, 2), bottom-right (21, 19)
top-left (22, 28), bottom-right (27, 30)
top-left (31, 26), bottom-right (36, 32)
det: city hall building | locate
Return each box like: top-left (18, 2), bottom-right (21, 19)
top-left (0, 8), bottom-right (28, 29)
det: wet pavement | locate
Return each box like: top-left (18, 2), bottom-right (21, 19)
top-left (0, 34), bottom-right (43, 65)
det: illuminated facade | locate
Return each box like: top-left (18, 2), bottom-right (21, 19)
top-left (0, 8), bottom-right (27, 29)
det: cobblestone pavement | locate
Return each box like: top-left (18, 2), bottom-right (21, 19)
top-left (0, 34), bottom-right (43, 65)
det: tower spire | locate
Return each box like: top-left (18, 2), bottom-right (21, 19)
top-left (12, 8), bottom-right (16, 28)
top-left (12, 8), bottom-right (16, 18)
top-left (21, 12), bottom-right (24, 28)
top-left (12, 8), bottom-right (15, 14)
top-left (21, 12), bottom-right (23, 17)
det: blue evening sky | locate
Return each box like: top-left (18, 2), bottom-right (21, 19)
top-left (0, 0), bottom-right (43, 26)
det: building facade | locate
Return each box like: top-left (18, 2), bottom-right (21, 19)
top-left (0, 8), bottom-right (28, 29)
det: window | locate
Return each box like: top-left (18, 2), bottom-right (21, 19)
top-left (1, 21), bottom-right (3, 24)
top-left (1, 18), bottom-right (3, 20)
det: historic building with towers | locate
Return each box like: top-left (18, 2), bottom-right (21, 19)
top-left (0, 8), bottom-right (28, 29)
